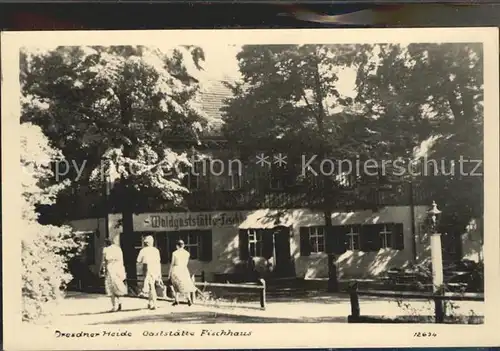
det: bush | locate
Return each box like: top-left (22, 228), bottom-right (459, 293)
top-left (20, 122), bottom-right (86, 322)
top-left (385, 259), bottom-right (484, 292)
top-left (22, 223), bottom-right (85, 322)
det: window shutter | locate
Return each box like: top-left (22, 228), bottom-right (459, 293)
top-left (85, 233), bottom-right (96, 265)
top-left (156, 232), bottom-right (169, 263)
top-left (262, 231), bottom-right (274, 259)
top-left (392, 223), bottom-right (404, 250)
top-left (360, 224), bottom-right (384, 252)
top-left (299, 227), bottom-right (311, 256)
top-left (330, 225), bottom-right (348, 254)
top-left (239, 229), bottom-right (249, 260)
top-left (200, 230), bottom-right (213, 262)
top-left (167, 232), bottom-right (179, 262)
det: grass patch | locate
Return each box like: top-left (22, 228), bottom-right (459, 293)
top-left (348, 315), bottom-right (483, 324)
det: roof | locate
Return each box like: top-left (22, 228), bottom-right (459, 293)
top-left (199, 76), bottom-right (235, 135)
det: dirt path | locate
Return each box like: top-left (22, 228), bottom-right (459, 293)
top-left (30, 291), bottom-right (484, 327)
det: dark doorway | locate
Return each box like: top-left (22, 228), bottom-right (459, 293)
top-left (273, 226), bottom-right (294, 277)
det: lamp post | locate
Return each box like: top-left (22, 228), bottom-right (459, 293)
top-left (428, 201), bottom-right (443, 290)
top-left (428, 201), bottom-right (445, 323)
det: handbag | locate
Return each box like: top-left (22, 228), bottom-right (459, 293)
top-left (154, 278), bottom-right (166, 297)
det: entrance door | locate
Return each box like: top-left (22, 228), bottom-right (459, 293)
top-left (273, 226), bottom-right (294, 277)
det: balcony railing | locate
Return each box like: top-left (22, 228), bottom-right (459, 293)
top-left (183, 181), bottom-right (431, 212)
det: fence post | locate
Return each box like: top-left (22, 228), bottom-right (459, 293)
top-left (434, 286), bottom-right (445, 324)
top-left (201, 270), bottom-right (206, 283)
top-left (259, 278), bottom-right (266, 310)
top-left (190, 275), bottom-right (196, 303)
top-left (347, 281), bottom-right (360, 322)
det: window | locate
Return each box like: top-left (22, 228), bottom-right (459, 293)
top-left (184, 161), bottom-right (203, 191)
top-left (239, 229), bottom-right (274, 259)
top-left (379, 224), bottom-right (393, 249)
top-left (359, 223), bottom-right (404, 252)
top-left (346, 226), bottom-right (361, 251)
top-left (308, 226), bottom-right (325, 253)
top-left (270, 164), bottom-right (285, 190)
top-left (214, 161), bottom-right (243, 191)
top-left (270, 164), bottom-right (297, 189)
top-left (363, 163), bottom-right (392, 187)
top-left (134, 232), bottom-right (169, 263)
top-left (228, 164), bottom-right (242, 190)
top-left (247, 229), bottom-right (264, 257)
top-left (178, 232), bottom-right (201, 260)
top-left (169, 230), bottom-right (212, 262)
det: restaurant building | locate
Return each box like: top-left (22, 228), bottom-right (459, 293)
top-left (71, 204), bottom-right (434, 282)
top-left (64, 80), bottom-right (481, 284)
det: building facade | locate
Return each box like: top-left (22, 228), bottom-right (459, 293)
top-left (61, 81), bottom-right (482, 284)
top-left (71, 203), bottom-right (435, 283)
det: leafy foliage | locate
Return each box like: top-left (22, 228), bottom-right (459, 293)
top-left (352, 43), bottom-right (483, 230)
top-left (21, 45), bottom-right (211, 293)
top-left (222, 45), bottom-right (361, 155)
top-left (21, 123), bottom-right (86, 322)
top-left (21, 45), bottom-right (209, 214)
top-left (223, 43), bottom-right (483, 233)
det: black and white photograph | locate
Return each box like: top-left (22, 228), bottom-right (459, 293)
top-left (2, 28), bottom-right (499, 350)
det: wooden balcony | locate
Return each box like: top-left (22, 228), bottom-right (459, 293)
top-left (44, 179), bottom-right (434, 222)
top-left (182, 181), bottom-right (432, 212)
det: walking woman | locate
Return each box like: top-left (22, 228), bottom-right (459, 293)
top-left (137, 235), bottom-right (165, 310)
top-left (100, 239), bottom-right (127, 312)
top-left (168, 240), bottom-right (196, 306)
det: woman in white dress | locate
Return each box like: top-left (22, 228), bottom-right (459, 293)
top-left (168, 240), bottom-right (196, 306)
top-left (137, 235), bottom-right (165, 310)
top-left (100, 239), bottom-right (127, 312)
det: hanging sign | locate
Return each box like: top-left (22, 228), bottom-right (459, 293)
top-left (136, 211), bottom-right (246, 232)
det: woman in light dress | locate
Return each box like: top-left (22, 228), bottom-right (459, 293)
top-left (100, 239), bottom-right (127, 312)
top-left (137, 235), bottom-right (166, 310)
top-left (168, 240), bottom-right (196, 306)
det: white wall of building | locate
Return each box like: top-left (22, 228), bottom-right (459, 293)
top-left (68, 205), bottom-right (438, 280)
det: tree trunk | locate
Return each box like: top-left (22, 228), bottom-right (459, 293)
top-left (121, 199), bottom-right (138, 295)
top-left (118, 93), bottom-right (139, 295)
top-left (313, 57), bottom-right (336, 254)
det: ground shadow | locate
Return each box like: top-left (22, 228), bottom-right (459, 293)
top-left (63, 308), bottom-right (145, 317)
top-left (89, 311), bottom-right (347, 325)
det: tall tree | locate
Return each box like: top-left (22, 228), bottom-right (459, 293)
top-left (224, 43), bottom-right (483, 259)
top-left (352, 43), bottom-right (483, 239)
top-left (21, 45), bottom-right (209, 292)
top-left (223, 44), bottom-right (381, 257)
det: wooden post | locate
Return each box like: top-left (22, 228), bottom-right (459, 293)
top-left (348, 281), bottom-right (360, 322)
top-left (259, 278), bottom-right (266, 310)
top-left (434, 289), bottom-right (445, 324)
top-left (201, 270), bottom-right (206, 283)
